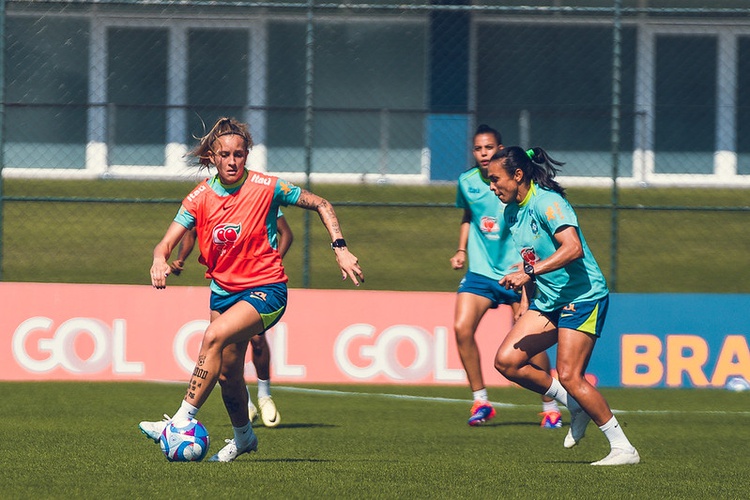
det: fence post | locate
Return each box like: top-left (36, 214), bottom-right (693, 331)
top-left (609, 0), bottom-right (623, 292)
top-left (0, 0), bottom-right (5, 280)
top-left (302, 0), bottom-right (315, 288)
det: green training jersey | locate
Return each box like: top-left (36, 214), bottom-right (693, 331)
top-left (456, 167), bottom-right (521, 280)
top-left (504, 182), bottom-right (609, 311)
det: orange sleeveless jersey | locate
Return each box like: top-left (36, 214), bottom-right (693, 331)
top-left (181, 173), bottom-right (297, 292)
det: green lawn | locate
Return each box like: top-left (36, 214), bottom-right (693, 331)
top-left (1, 381), bottom-right (748, 499)
top-left (1, 179), bottom-right (749, 292)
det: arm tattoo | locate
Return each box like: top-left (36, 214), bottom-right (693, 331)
top-left (296, 190), bottom-right (342, 236)
top-left (295, 190), bottom-right (317, 210)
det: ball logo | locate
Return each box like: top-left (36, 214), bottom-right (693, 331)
top-left (213, 224), bottom-right (241, 245)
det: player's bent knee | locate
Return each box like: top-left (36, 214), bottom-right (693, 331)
top-left (494, 355), bottom-right (512, 377)
top-left (555, 367), bottom-right (582, 388)
top-left (494, 351), bottom-right (525, 379)
top-left (201, 328), bottom-right (228, 353)
top-left (454, 325), bottom-right (476, 344)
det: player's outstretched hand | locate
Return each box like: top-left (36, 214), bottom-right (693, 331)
top-left (150, 259), bottom-right (171, 289)
top-left (169, 259), bottom-right (185, 276)
top-left (334, 248), bottom-right (364, 286)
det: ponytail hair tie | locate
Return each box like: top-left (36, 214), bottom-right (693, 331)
top-left (526, 148), bottom-right (535, 161)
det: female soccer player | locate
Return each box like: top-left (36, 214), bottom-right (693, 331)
top-left (451, 125), bottom-right (561, 427)
top-left (139, 117), bottom-right (364, 462)
top-left (486, 146), bottom-right (639, 466)
top-left (168, 210), bottom-right (292, 428)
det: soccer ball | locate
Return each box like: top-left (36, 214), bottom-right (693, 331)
top-left (159, 418), bottom-right (210, 462)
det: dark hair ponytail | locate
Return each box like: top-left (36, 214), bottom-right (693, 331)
top-left (491, 146), bottom-right (566, 197)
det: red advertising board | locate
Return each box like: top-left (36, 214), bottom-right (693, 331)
top-left (1, 282), bottom-right (515, 386)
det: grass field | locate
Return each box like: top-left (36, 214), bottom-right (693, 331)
top-left (2, 381), bottom-right (748, 499)
top-left (2, 179), bottom-right (749, 292)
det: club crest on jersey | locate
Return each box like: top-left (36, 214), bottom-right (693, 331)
top-left (520, 247), bottom-right (539, 265)
top-left (213, 223), bottom-right (241, 245)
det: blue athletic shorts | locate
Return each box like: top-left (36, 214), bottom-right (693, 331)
top-left (210, 282), bottom-right (288, 332)
top-left (457, 271), bottom-right (521, 309)
top-left (530, 295), bottom-right (609, 337)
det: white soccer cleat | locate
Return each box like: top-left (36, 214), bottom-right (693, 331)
top-left (564, 407), bottom-right (591, 448)
top-left (248, 399), bottom-right (259, 423)
top-left (591, 447), bottom-right (641, 466)
top-left (207, 435), bottom-right (259, 463)
top-left (258, 396), bottom-right (281, 428)
top-left (139, 414), bottom-right (171, 443)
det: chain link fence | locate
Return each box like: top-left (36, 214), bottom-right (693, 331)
top-left (2, 0), bottom-right (749, 292)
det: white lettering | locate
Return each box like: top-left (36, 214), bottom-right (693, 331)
top-left (335, 324), bottom-right (380, 379)
top-left (13, 317), bottom-right (57, 372)
top-left (334, 324), bottom-right (465, 382)
top-left (111, 319), bottom-right (144, 374)
top-left (186, 184), bottom-right (207, 202)
top-left (433, 327), bottom-right (467, 382)
top-left (172, 321), bottom-right (307, 379)
top-left (250, 173), bottom-right (272, 186)
top-left (378, 325), bottom-right (432, 380)
top-left (55, 318), bottom-right (110, 373)
top-left (268, 324), bottom-right (306, 377)
top-left (12, 317), bottom-right (144, 375)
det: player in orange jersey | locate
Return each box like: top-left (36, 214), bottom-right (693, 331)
top-left (140, 117), bottom-right (363, 462)
top-left (169, 209), bottom-right (292, 428)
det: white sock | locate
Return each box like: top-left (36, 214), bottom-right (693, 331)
top-left (173, 400), bottom-right (199, 421)
top-left (599, 416), bottom-right (633, 450)
top-left (246, 386), bottom-right (253, 405)
top-left (544, 378), bottom-right (582, 413)
top-left (472, 388), bottom-right (489, 402)
top-left (233, 421), bottom-right (255, 448)
top-left (542, 400), bottom-right (560, 413)
top-left (544, 378), bottom-right (568, 406)
top-left (257, 379), bottom-right (271, 399)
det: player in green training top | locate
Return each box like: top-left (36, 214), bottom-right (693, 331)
top-left (451, 125), bottom-right (562, 428)
top-left (487, 145), bottom-right (639, 466)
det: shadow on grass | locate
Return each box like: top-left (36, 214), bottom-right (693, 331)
top-left (252, 458), bottom-right (334, 463)
top-left (259, 423), bottom-right (337, 430)
top-left (471, 421), bottom-right (555, 428)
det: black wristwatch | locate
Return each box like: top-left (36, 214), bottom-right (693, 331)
top-left (523, 262), bottom-right (536, 282)
top-left (331, 238), bottom-right (347, 250)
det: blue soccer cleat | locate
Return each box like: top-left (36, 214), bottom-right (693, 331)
top-left (468, 400), bottom-right (496, 426)
top-left (540, 410), bottom-right (563, 429)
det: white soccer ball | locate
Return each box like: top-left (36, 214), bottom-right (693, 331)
top-left (726, 377), bottom-right (750, 392)
top-left (159, 418), bottom-right (210, 462)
